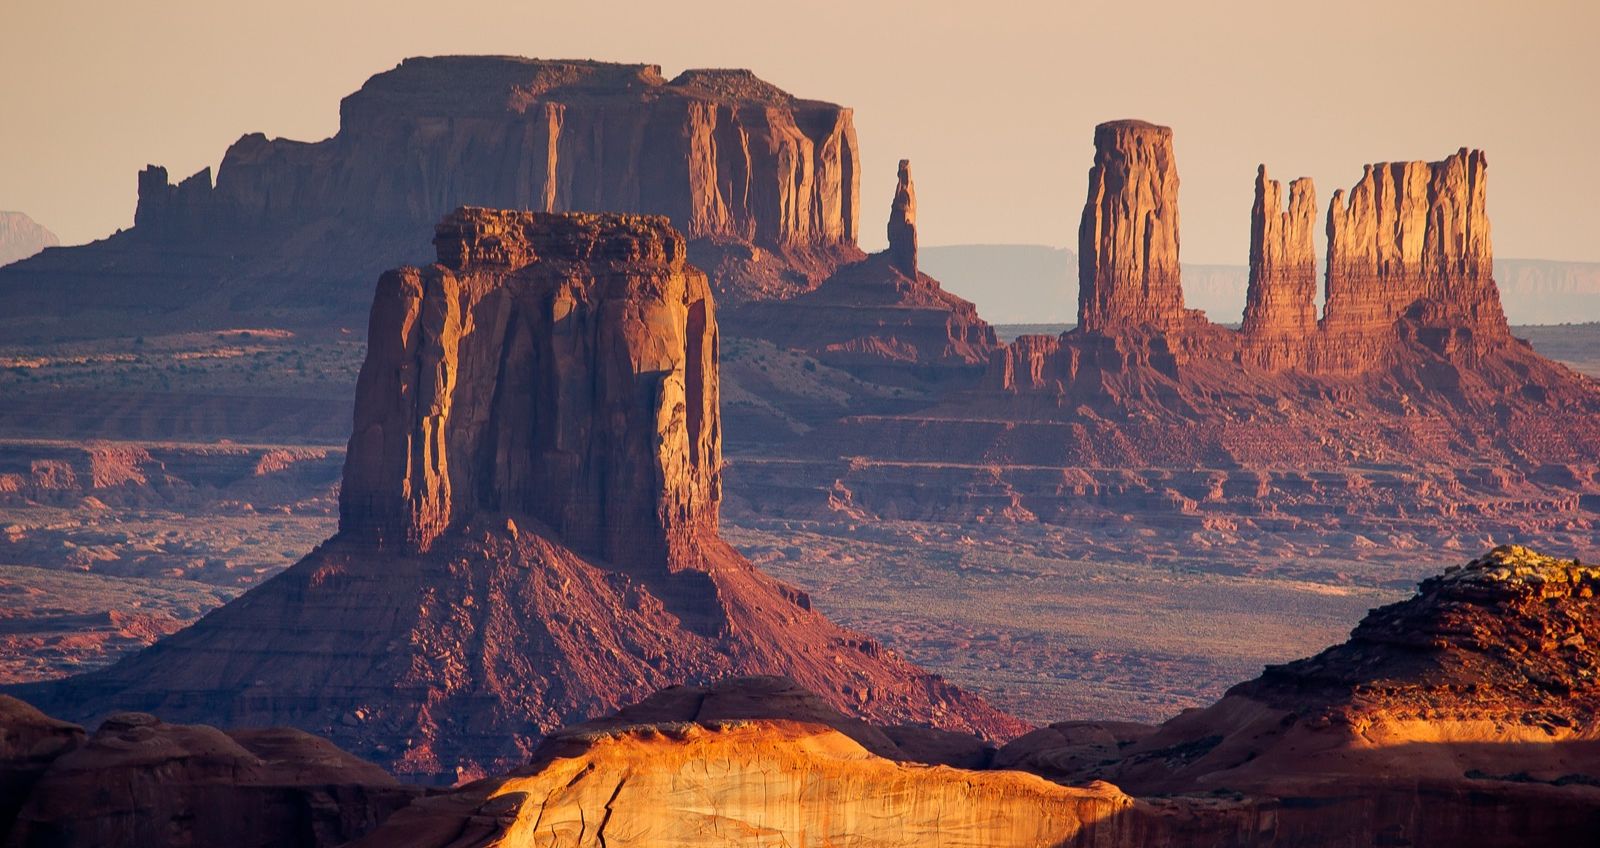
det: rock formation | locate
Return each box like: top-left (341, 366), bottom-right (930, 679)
top-left (743, 123), bottom-right (1600, 561)
top-left (343, 547), bottom-right (1600, 848)
top-left (1239, 166), bottom-right (1317, 367)
top-left (997, 545), bottom-right (1600, 846)
top-left (725, 162), bottom-right (996, 384)
top-left (0, 56), bottom-right (867, 341)
top-left (886, 159), bottom-right (917, 276)
top-left (1077, 120), bottom-right (1187, 332)
top-left (5, 210), bottom-right (1019, 780)
top-left (1317, 149), bottom-right (1510, 368)
top-left (0, 212), bottom-right (58, 268)
top-left (0, 700), bottom-right (415, 847)
top-left (338, 209), bottom-right (721, 570)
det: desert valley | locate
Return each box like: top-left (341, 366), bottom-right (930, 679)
top-left (2, 9), bottom-right (1599, 846)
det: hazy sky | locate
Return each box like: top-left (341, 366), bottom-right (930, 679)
top-left (3, 1), bottom-right (1596, 263)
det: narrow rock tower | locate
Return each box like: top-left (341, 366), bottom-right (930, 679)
top-left (887, 159), bottom-right (918, 277)
top-left (1241, 166), bottom-right (1318, 366)
top-left (1077, 120), bottom-right (1186, 332)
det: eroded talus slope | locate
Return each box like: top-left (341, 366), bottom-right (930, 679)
top-left (5, 210), bottom-right (1019, 781)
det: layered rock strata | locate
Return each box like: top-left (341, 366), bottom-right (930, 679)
top-left (1077, 120), bottom-right (1188, 332)
top-left (1239, 166), bottom-right (1317, 368)
top-left (751, 123), bottom-right (1599, 556)
top-left (0, 56), bottom-right (868, 341)
top-left (725, 160), bottom-right (996, 384)
top-left (351, 548), bottom-right (1600, 848)
top-left (999, 545), bottom-right (1600, 846)
top-left (5, 210), bottom-right (1018, 780)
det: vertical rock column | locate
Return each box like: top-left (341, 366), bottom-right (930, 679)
top-left (1320, 149), bottom-right (1507, 363)
top-left (1077, 120), bottom-right (1186, 332)
top-left (1241, 166), bottom-right (1318, 366)
top-left (886, 159), bottom-right (917, 277)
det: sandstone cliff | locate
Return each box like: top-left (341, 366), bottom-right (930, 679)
top-left (6, 210), bottom-right (1019, 780)
top-left (1239, 166), bottom-right (1317, 367)
top-left (0, 212), bottom-right (59, 268)
top-left (1077, 120), bottom-right (1187, 332)
top-left (0, 56), bottom-right (867, 342)
top-left (725, 159), bottom-right (996, 383)
top-left (339, 209), bottom-right (721, 571)
top-left (998, 545), bottom-right (1600, 846)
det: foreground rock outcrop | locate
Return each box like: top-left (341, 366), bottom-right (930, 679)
top-left (5, 210), bottom-right (1017, 780)
top-left (0, 698), bottom-right (414, 847)
top-left (337, 547), bottom-right (1600, 847)
top-left (1001, 545), bottom-right (1600, 846)
top-left (0, 56), bottom-right (866, 341)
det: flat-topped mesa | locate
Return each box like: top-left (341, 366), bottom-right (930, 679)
top-left (1320, 149), bottom-right (1509, 356)
top-left (126, 57), bottom-right (861, 305)
top-left (886, 159), bottom-right (917, 276)
top-left (1077, 120), bottom-right (1187, 333)
top-left (1241, 166), bottom-right (1318, 366)
top-left (339, 208), bottom-right (721, 573)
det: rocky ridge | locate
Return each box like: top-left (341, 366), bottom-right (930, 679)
top-left (4, 210), bottom-right (1018, 780)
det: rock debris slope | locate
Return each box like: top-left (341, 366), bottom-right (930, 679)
top-left (5, 210), bottom-right (1019, 781)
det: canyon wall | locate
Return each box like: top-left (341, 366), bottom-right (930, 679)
top-left (339, 208), bottom-right (721, 572)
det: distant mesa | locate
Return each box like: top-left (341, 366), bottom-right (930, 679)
top-left (0, 56), bottom-right (867, 341)
top-left (4, 208), bottom-right (1019, 780)
top-left (0, 212), bottom-right (59, 268)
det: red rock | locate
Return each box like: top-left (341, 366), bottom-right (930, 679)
top-left (1077, 120), bottom-right (1188, 332)
top-left (4, 709), bottom-right (416, 848)
top-left (1240, 165), bottom-right (1317, 367)
top-left (886, 159), bottom-right (917, 277)
top-left (0, 57), bottom-right (869, 342)
top-left (8, 210), bottom-right (1021, 780)
top-left (726, 162), bottom-right (996, 382)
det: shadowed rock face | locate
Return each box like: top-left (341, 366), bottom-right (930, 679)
top-left (5, 210), bottom-right (1020, 780)
top-left (0, 704), bottom-right (415, 848)
top-left (339, 209), bottom-right (721, 572)
top-left (1077, 120), bottom-right (1187, 332)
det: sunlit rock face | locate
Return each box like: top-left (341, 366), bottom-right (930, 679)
top-left (5, 210), bottom-right (1019, 781)
top-left (339, 209), bottom-right (722, 572)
